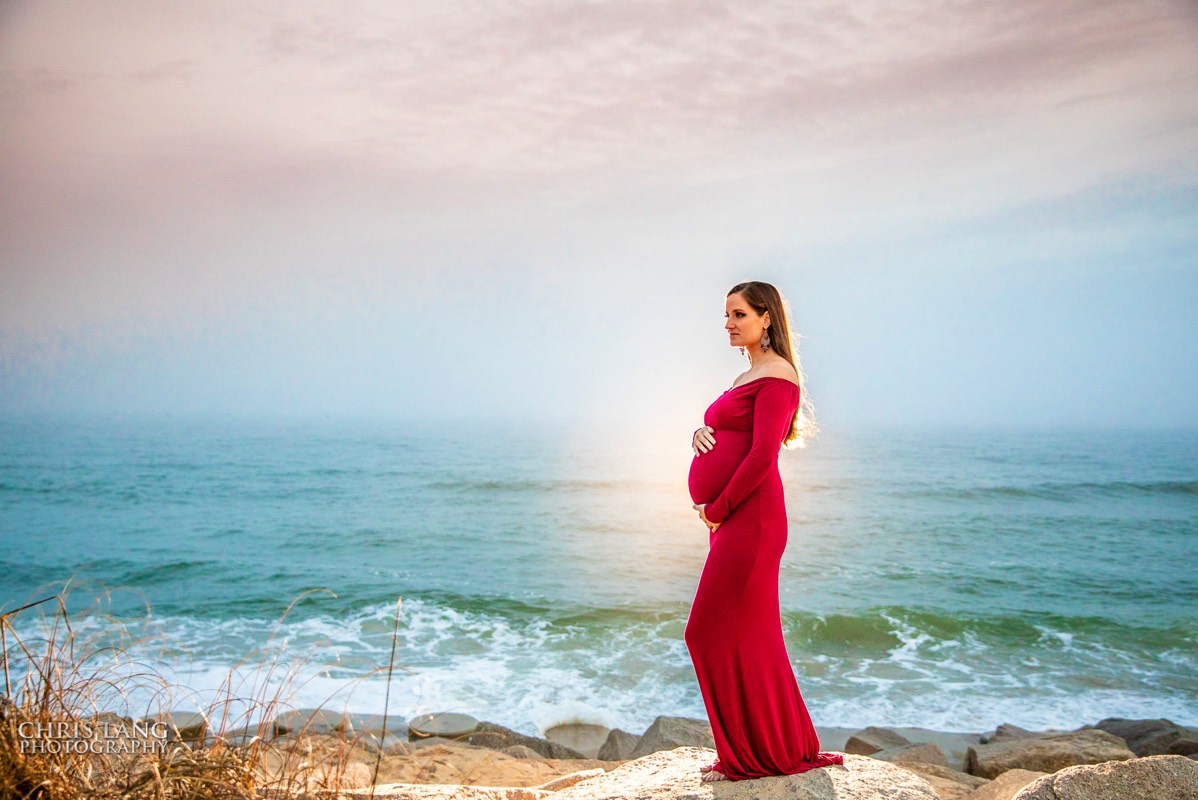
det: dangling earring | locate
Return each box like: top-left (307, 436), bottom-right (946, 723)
top-left (739, 346), bottom-right (746, 356)
top-left (761, 329), bottom-right (771, 352)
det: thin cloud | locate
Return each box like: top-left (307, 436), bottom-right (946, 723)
top-left (0, 1), bottom-right (1195, 423)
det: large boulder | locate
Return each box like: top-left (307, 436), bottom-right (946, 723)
top-left (149, 710), bottom-right (211, 743)
top-left (845, 726), bottom-right (912, 755)
top-left (273, 708), bottom-right (351, 736)
top-left (410, 711), bottom-right (479, 741)
top-left (896, 763), bottom-right (988, 800)
top-left (966, 728), bottom-right (1134, 779)
top-left (408, 735), bottom-right (477, 750)
top-left (872, 742), bottom-right (950, 768)
top-left (978, 724), bottom-right (1044, 744)
top-left (596, 728), bottom-right (639, 761)
top-left (544, 723), bottom-right (609, 759)
top-left (332, 761), bottom-right (375, 790)
top-left (204, 724), bottom-right (266, 747)
top-left (966, 769), bottom-right (1048, 800)
top-left (346, 712), bottom-right (409, 739)
top-left (501, 744), bottom-right (546, 760)
top-left (363, 784), bottom-right (553, 799)
top-left (255, 737), bottom-right (378, 793)
top-left (1088, 717), bottom-right (1198, 758)
top-left (549, 747), bottom-right (934, 800)
top-left (354, 731), bottom-right (409, 753)
top-left (1012, 754), bottom-right (1198, 799)
top-left (350, 741), bottom-right (611, 793)
top-left (536, 768), bottom-right (606, 791)
top-left (467, 721), bottom-right (586, 760)
top-left (270, 709), bottom-right (406, 751)
top-left (628, 716), bottom-right (715, 759)
top-left (884, 727), bottom-right (983, 773)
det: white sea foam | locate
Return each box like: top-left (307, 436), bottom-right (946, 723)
top-left (1034, 625), bottom-right (1075, 648)
top-left (7, 596), bottom-right (1197, 736)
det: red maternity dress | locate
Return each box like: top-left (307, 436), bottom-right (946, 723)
top-left (685, 376), bottom-right (844, 781)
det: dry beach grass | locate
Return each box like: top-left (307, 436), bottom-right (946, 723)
top-left (0, 584), bottom-right (434, 800)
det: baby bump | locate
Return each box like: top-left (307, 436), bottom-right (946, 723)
top-left (688, 429), bottom-right (752, 505)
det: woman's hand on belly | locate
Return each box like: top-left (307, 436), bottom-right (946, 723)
top-left (692, 425), bottom-right (716, 456)
top-left (693, 503), bottom-right (721, 533)
top-left (688, 428), bottom-right (750, 507)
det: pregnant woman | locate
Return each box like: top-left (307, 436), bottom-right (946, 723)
top-left (685, 281), bottom-right (844, 782)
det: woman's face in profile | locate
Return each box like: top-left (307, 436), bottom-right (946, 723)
top-left (725, 293), bottom-right (767, 348)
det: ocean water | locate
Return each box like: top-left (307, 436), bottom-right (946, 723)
top-left (1, 415), bottom-right (1196, 737)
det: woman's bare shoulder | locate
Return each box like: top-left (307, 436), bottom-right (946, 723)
top-left (762, 359), bottom-right (799, 387)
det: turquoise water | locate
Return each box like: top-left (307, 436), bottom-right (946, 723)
top-left (2, 416), bottom-right (1196, 735)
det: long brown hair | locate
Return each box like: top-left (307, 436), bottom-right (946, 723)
top-left (728, 281), bottom-right (818, 447)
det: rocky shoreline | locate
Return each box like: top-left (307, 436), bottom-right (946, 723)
top-left (146, 709), bottom-right (1198, 798)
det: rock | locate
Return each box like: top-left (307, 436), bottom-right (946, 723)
top-left (357, 785), bottom-right (552, 799)
top-left (979, 724), bottom-right (1041, 744)
top-left (408, 735), bottom-right (478, 750)
top-left (347, 712), bottom-right (409, 739)
top-left (896, 763), bottom-right (988, 800)
top-left (544, 723), bottom-right (609, 759)
top-left (1172, 737), bottom-right (1198, 758)
top-left (273, 708), bottom-right (351, 736)
top-left (149, 710), bottom-right (211, 743)
top-left (873, 742), bottom-right (950, 767)
top-left (966, 729), bottom-right (1134, 779)
top-left (410, 711), bottom-right (479, 741)
top-left (966, 769), bottom-right (1048, 800)
top-left (271, 731), bottom-right (380, 767)
top-left (876, 727), bottom-right (983, 772)
top-left (534, 768), bottom-right (605, 791)
top-left (383, 739), bottom-right (414, 757)
top-left (467, 721), bottom-right (586, 759)
top-left (1012, 754), bottom-right (1198, 800)
top-left (354, 731), bottom-right (409, 752)
top-left (271, 710), bottom-right (407, 751)
top-left (502, 744), bottom-right (545, 759)
top-left (628, 716), bottom-right (715, 758)
top-left (336, 761), bottom-right (375, 789)
top-left (597, 728), bottom-right (639, 761)
top-left (845, 726), bottom-right (913, 755)
top-left (360, 741), bottom-right (612, 791)
top-left (258, 744), bottom-right (376, 793)
top-left (203, 724), bottom-right (264, 747)
top-left (1089, 717), bottom-right (1198, 757)
top-left (547, 747), bottom-right (933, 799)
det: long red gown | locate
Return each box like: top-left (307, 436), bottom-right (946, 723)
top-left (685, 376), bottom-right (844, 781)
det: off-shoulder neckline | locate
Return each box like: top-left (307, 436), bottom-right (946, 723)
top-left (725, 375), bottom-right (800, 393)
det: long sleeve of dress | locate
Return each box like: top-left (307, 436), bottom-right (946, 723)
top-left (703, 380), bottom-right (798, 525)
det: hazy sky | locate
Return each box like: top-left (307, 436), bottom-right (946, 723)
top-left (2, 0), bottom-right (1196, 431)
